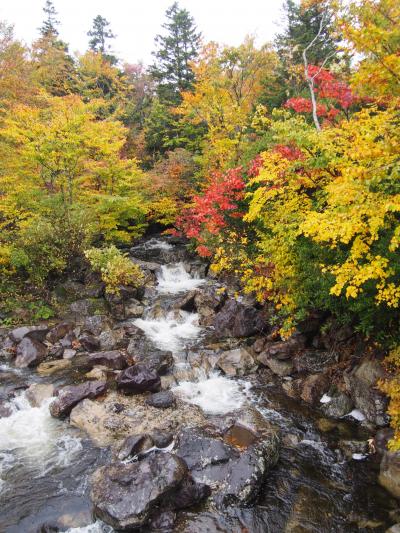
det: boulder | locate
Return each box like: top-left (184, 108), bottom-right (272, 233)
top-left (124, 299), bottom-right (144, 319)
top-left (90, 453), bottom-right (189, 530)
top-left (9, 325), bottom-right (49, 343)
top-left (88, 350), bottom-right (127, 370)
top-left (15, 337), bottom-right (47, 368)
top-left (50, 380), bottom-right (107, 418)
top-left (322, 392), bottom-right (354, 418)
top-left (175, 428), bottom-right (279, 506)
top-left (79, 335), bottom-right (100, 352)
top-left (257, 353), bottom-right (293, 377)
top-left (216, 347), bottom-right (258, 377)
top-left (46, 322), bottom-right (74, 344)
top-left (26, 383), bottom-right (55, 407)
top-left (98, 328), bottom-right (125, 351)
top-left (82, 315), bottom-right (112, 336)
top-left (379, 451), bottom-right (400, 499)
top-left (213, 300), bottom-right (265, 338)
top-left (117, 365), bottom-right (161, 394)
top-left (293, 350), bottom-right (336, 373)
top-left (127, 338), bottom-right (173, 374)
top-left (261, 335), bottom-right (306, 361)
top-left (300, 374), bottom-right (329, 405)
top-left (146, 391), bottom-right (176, 409)
top-left (37, 359), bottom-right (72, 376)
top-left (344, 359), bottom-right (389, 426)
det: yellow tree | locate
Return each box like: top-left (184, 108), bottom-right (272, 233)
top-left (339, 0), bottom-right (400, 100)
top-left (178, 38), bottom-right (277, 173)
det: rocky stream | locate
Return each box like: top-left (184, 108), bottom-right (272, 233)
top-left (0, 236), bottom-right (399, 532)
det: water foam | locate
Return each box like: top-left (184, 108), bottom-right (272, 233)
top-left (0, 393), bottom-right (82, 489)
top-left (173, 373), bottom-right (251, 414)
top-left (134, 311), bottom-right (201, 353)
top-left (156, 263), bottom-right (205, 294)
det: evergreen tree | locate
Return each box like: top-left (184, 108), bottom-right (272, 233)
top-left (150, 2), bottom-right (201, 104)
top-left (87, 15), bottom-right (116, 63)
top-left (39, 0), bottom-right (59, 38)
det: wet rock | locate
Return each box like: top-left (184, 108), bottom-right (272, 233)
top-left (344, 359), bottom-right (389, 426)
top-left (187, 349), bottom-right (219, 374)
top-left (148, 511), bottom-right (176, 532)
top-left (37, 359), bottom-right (72, 376)
top-left (166, 476), bottom-right (211, 510)
top-left (146, 391), bottom-right (176, 409)
top-left (174, 290), bottom-right (199, 312)
top-left (117, 434), bottom-right (154, 460)
top-left (91, 453), bottom-right (188, 530)
top-left (88, 350), bottom-right (127, 370)
top-left (0, 399), bottom-right (13, 417)
top-left (152, 432), bottom-right (174, 449)
top-left (46, 322), bottom-right (75, 344)
top-left (50, 380), bottom-right (107, 418)
top-left (15, 337), bottom-right (47, 368)
top-left (127, 339), bottom-right (173, 374)
top-left (79, 334), bottom-right (100, 352)
top-left (257, 354), bottom-right (293, 377)
top-left (282, 377), bottom-right (303, 399)
top-left (9, 325), bottom-right (49, 343)
top-left (69, 392), bottom-right (206, 447)
top-left (117, 364), bottom-right (161, 394)
top-left (26, 383), bottom-right (55, 407)
top-left (223, 423), bottom-right (258, 449)
top-left (387, 524), bottom-right (400, 533)
top-left (300, 373), bottom-right (329, 405)
top-left (379, 451), bottom-right (400, 499)
top-left (175, 427), bottom-right (280, 505)
top-left (82, 315), bottom-right (112, 336)
top-left (179, 509), bottom-right (270, 533)
top-left (216, 347), bottom-right (258, 377)
top-left (48, 344), bottom-right (64, 358)
top-left (322, 392), bottom-right (354, 418)
top-left (60, 331), bottom-right (77, 349)
top-left (213, 299), bottom-right (265, 338)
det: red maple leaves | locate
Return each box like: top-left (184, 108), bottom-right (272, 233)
top-left (284, 65), bottom-right (356, 121)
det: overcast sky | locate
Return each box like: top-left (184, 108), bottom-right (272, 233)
top-left (0, 0), bottom-right (285, 65)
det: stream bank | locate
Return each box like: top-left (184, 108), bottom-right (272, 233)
top-left (0, 236), bottom-right (399, 532)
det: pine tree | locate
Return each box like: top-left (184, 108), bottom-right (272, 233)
top-left (150, 2), bottom-right (201, 104)
top-left (87, 15), bottom-right (116, 63)
top-left (39, 0), bottom-right (60, 38)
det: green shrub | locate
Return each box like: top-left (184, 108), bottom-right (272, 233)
top-left (84, 245), bottom-right (144, 294)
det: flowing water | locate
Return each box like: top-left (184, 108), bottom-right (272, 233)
top-left (0, 237), bottom-right (395, 532)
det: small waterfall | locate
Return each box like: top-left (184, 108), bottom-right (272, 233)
top-left (156, 262), bottom-right (205, 294)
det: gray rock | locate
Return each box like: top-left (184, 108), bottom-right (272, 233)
top-left (213, 300), bottom-right (265, 338)
top-left (322, 392), bottom-right (354, 418)
top-left (146, 391), bottom-right (176, 409)
top-left (344, 359), bottom-right (389, 426)
top-left (127, 338), bottom-right (173, 375)
top-left (257, 352), bottom-right (293, 376)
top-left (79, 335), bottom-right (100, 352)
top-left (50, 380), bottom-right (107, 418)
top-left (300, 373), bottom-right (329, 405)
top-left (88, 350), bottom-right (127, 370)
top-left (216, 347), bottom-right (258, 377)
top-left (124, 299), bottom-right (144, 318)
top-left (15, 337), bottom-right (47, 368)
top-left (98, 328), bottom-right (125, 351)
top-left (117, 365), bottom-right (161, 394)
top-left (294, 350), bottom-right (336, 373)
top-left (9, 325), bottom-right (49, 343)
top-left (91, 453), bottom-right (188, 530)
top-left (26, 383), bottom-right (55, 407)
top-left (46, 322), bottom-right (74, 344)
top-left (83, 315), bottom-right (112, 336)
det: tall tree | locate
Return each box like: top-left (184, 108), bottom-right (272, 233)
top-left (150, 2), bottom-right (201, 104)
top-left (39, 0), bottom-right (59, 38)
top-left (87, 15), bottom-right (116, 63)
